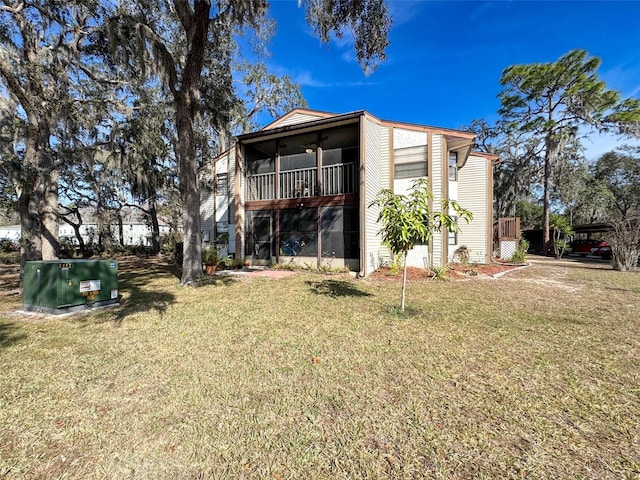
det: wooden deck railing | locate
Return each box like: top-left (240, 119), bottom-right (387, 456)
top-left (497, 217), bottom-right (520, 240)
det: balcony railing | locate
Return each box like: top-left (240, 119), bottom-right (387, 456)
top-left (322, 162), bottom-right (356, 195)
top-left (246, 172), bottom-right (275, 201)
top-left (246, 162), bottom-right (357, 201)
top-left (280, 167), bottom-right (317, 198)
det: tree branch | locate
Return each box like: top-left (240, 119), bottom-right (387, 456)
top-left (173, 0), bottom-right (195, 38)
top-left (0, 52), bottom-right (34, 118)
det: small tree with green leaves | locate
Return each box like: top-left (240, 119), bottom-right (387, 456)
top-left (369, 179), bottom-right (472, 312)
top-left (549, 213), bottom-right (573, 258)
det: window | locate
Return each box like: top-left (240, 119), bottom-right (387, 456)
top-left (448, 216), bottom-right (458, 246)
top-left (394, 145), bottom-right (427, 179)
top-left (448, 152), bottom-right (458, 181)
top-left (202, 229), bottom-right (210, 242)
top-left (215, 173), bottom-right (228, 194)
top-left (395, 162), bottom-right (427, 179)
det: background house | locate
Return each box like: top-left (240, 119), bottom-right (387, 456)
top-left (2, 214), bottom-right (173, 249)
top-left (200, 108), bottom-right (498, 275)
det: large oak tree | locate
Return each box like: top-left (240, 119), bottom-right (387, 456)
top-left (0, 0), bottom-right (107, 268)
top-left (105, 0), bottom-right (391, 285)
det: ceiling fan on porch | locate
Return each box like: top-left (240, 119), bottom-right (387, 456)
top-left (299, 135), bottom-right (328, 153)
top-left (300, 143), bottom-right (317, 154)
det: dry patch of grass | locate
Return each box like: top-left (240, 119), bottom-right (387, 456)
top-left (1, 258), bottom-right (639, 479)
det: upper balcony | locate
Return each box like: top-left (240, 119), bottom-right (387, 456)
top-left (247, 162), bottom-right (357, 202)
top-left (244, 123), bottom-right (360, 203)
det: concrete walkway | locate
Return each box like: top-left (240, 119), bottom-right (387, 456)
top-left (214, 268), bottom-right (297, 279)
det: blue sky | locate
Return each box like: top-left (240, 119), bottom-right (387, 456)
top-left (262, 0), bottom-right (640, 160)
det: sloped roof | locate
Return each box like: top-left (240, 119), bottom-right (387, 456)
top-left (239, 107), bottom-right (478, 144)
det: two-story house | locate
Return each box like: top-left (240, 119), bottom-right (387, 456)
top-left (200, 108), bottom-right (498, 276)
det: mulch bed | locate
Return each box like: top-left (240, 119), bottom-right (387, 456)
top-left (369, 263), bottom-right (521, 282)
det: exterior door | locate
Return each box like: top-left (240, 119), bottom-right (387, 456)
top-left (252, 215), bottom-right (272, 265)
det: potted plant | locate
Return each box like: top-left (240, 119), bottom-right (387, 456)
top-left (202, 246), bottom-right (220, 274)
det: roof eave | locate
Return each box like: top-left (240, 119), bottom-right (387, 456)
top-left (237, 111), bottom-right (365, 144)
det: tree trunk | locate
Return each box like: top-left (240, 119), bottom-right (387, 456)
top-left (117, 212), bottom-right (124, 247)
top-left (173, 0), bottom-right (210, 285)
top-left (73, 223), bottom-right (87, 258)
top-left (97, 209), bottom-right (113, 253)
top-left (17, 190), bottom-right (42, 289)
top-left (401, 252), bottom-right (408, 312)
top-left (17, 120), bottom-right (49, 286)
top-left (36, 119), bottom-right (59, 260)
top-left (176, 92), bottom-right (203, 285)
top-left (149, 198), bottom-right (161, 255)
top-left (543, 137), bottom-right (557, 255)
top-left (40, 166), bottom-right (59, 260)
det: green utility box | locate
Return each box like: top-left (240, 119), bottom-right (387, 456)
top-left (23, 259), bottom-right (119, 314)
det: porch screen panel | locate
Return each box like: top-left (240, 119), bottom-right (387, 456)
top-left (245, 210), bottom-right (275, 258)
top-left (321, 206), bottom-right (359, 259)
top-left (321, 125), bottom-right (359, 196)
top-left (279, 208), bottom-right (318, 257)
top-left (280, 133), bottom-right (317, 198)
top-left (246, 144), bottom-right (275, 201)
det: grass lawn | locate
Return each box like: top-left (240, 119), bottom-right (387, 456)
top-left (1, 257), bottom-right (639, 479)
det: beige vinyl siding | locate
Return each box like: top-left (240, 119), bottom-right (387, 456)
top-left (431, 134), bottom-right (443, 265)
top-left (380, 126), bottom-right (391, 190)
top-left (265, 112), bottom-right (328, 129)
top-left (456, 154), bottom-right (489, 263)
top-left (363, 116), bottom-right (384, 275)
top-left (228, 148), bottom-right (238, 255)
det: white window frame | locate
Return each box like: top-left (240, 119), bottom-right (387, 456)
top-left (448, 152), bottom-right (458, 181)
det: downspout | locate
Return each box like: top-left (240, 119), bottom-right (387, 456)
top-left (358, 115), bottom-right (366, 278)
top-left (427, 132), bottom-right (434, 266)
top-left (442, 137), bottom-right (448, 264)
top-left (487, 156), bottom-right (497, 263)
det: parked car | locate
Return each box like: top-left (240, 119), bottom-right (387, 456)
top-left (592, 244), bottom-right (613, 259)
top-left (569, 239), bottom-right (609, 256)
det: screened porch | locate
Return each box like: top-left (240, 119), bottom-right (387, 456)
top-left (244, 123), bottom-right (359, 202)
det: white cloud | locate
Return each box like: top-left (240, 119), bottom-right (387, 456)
top-left (581, 128), bottom-right (640, 161)
top-left (600, 64), bottom-right (640, 99)
top-left (387, 0), bottom-right (430, 27)
top-left (341, 50), bottom-right (356, 64)
top-left (269, 63), bottom-right (378, 89)
top-left (293, 71), bottom-right (328, 88)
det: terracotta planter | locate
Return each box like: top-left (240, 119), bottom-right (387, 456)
top-left (204, 264), bottom-right (217, 275)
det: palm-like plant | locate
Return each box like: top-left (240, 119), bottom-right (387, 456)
top-left (550, 213), bottom-right (573, 258)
